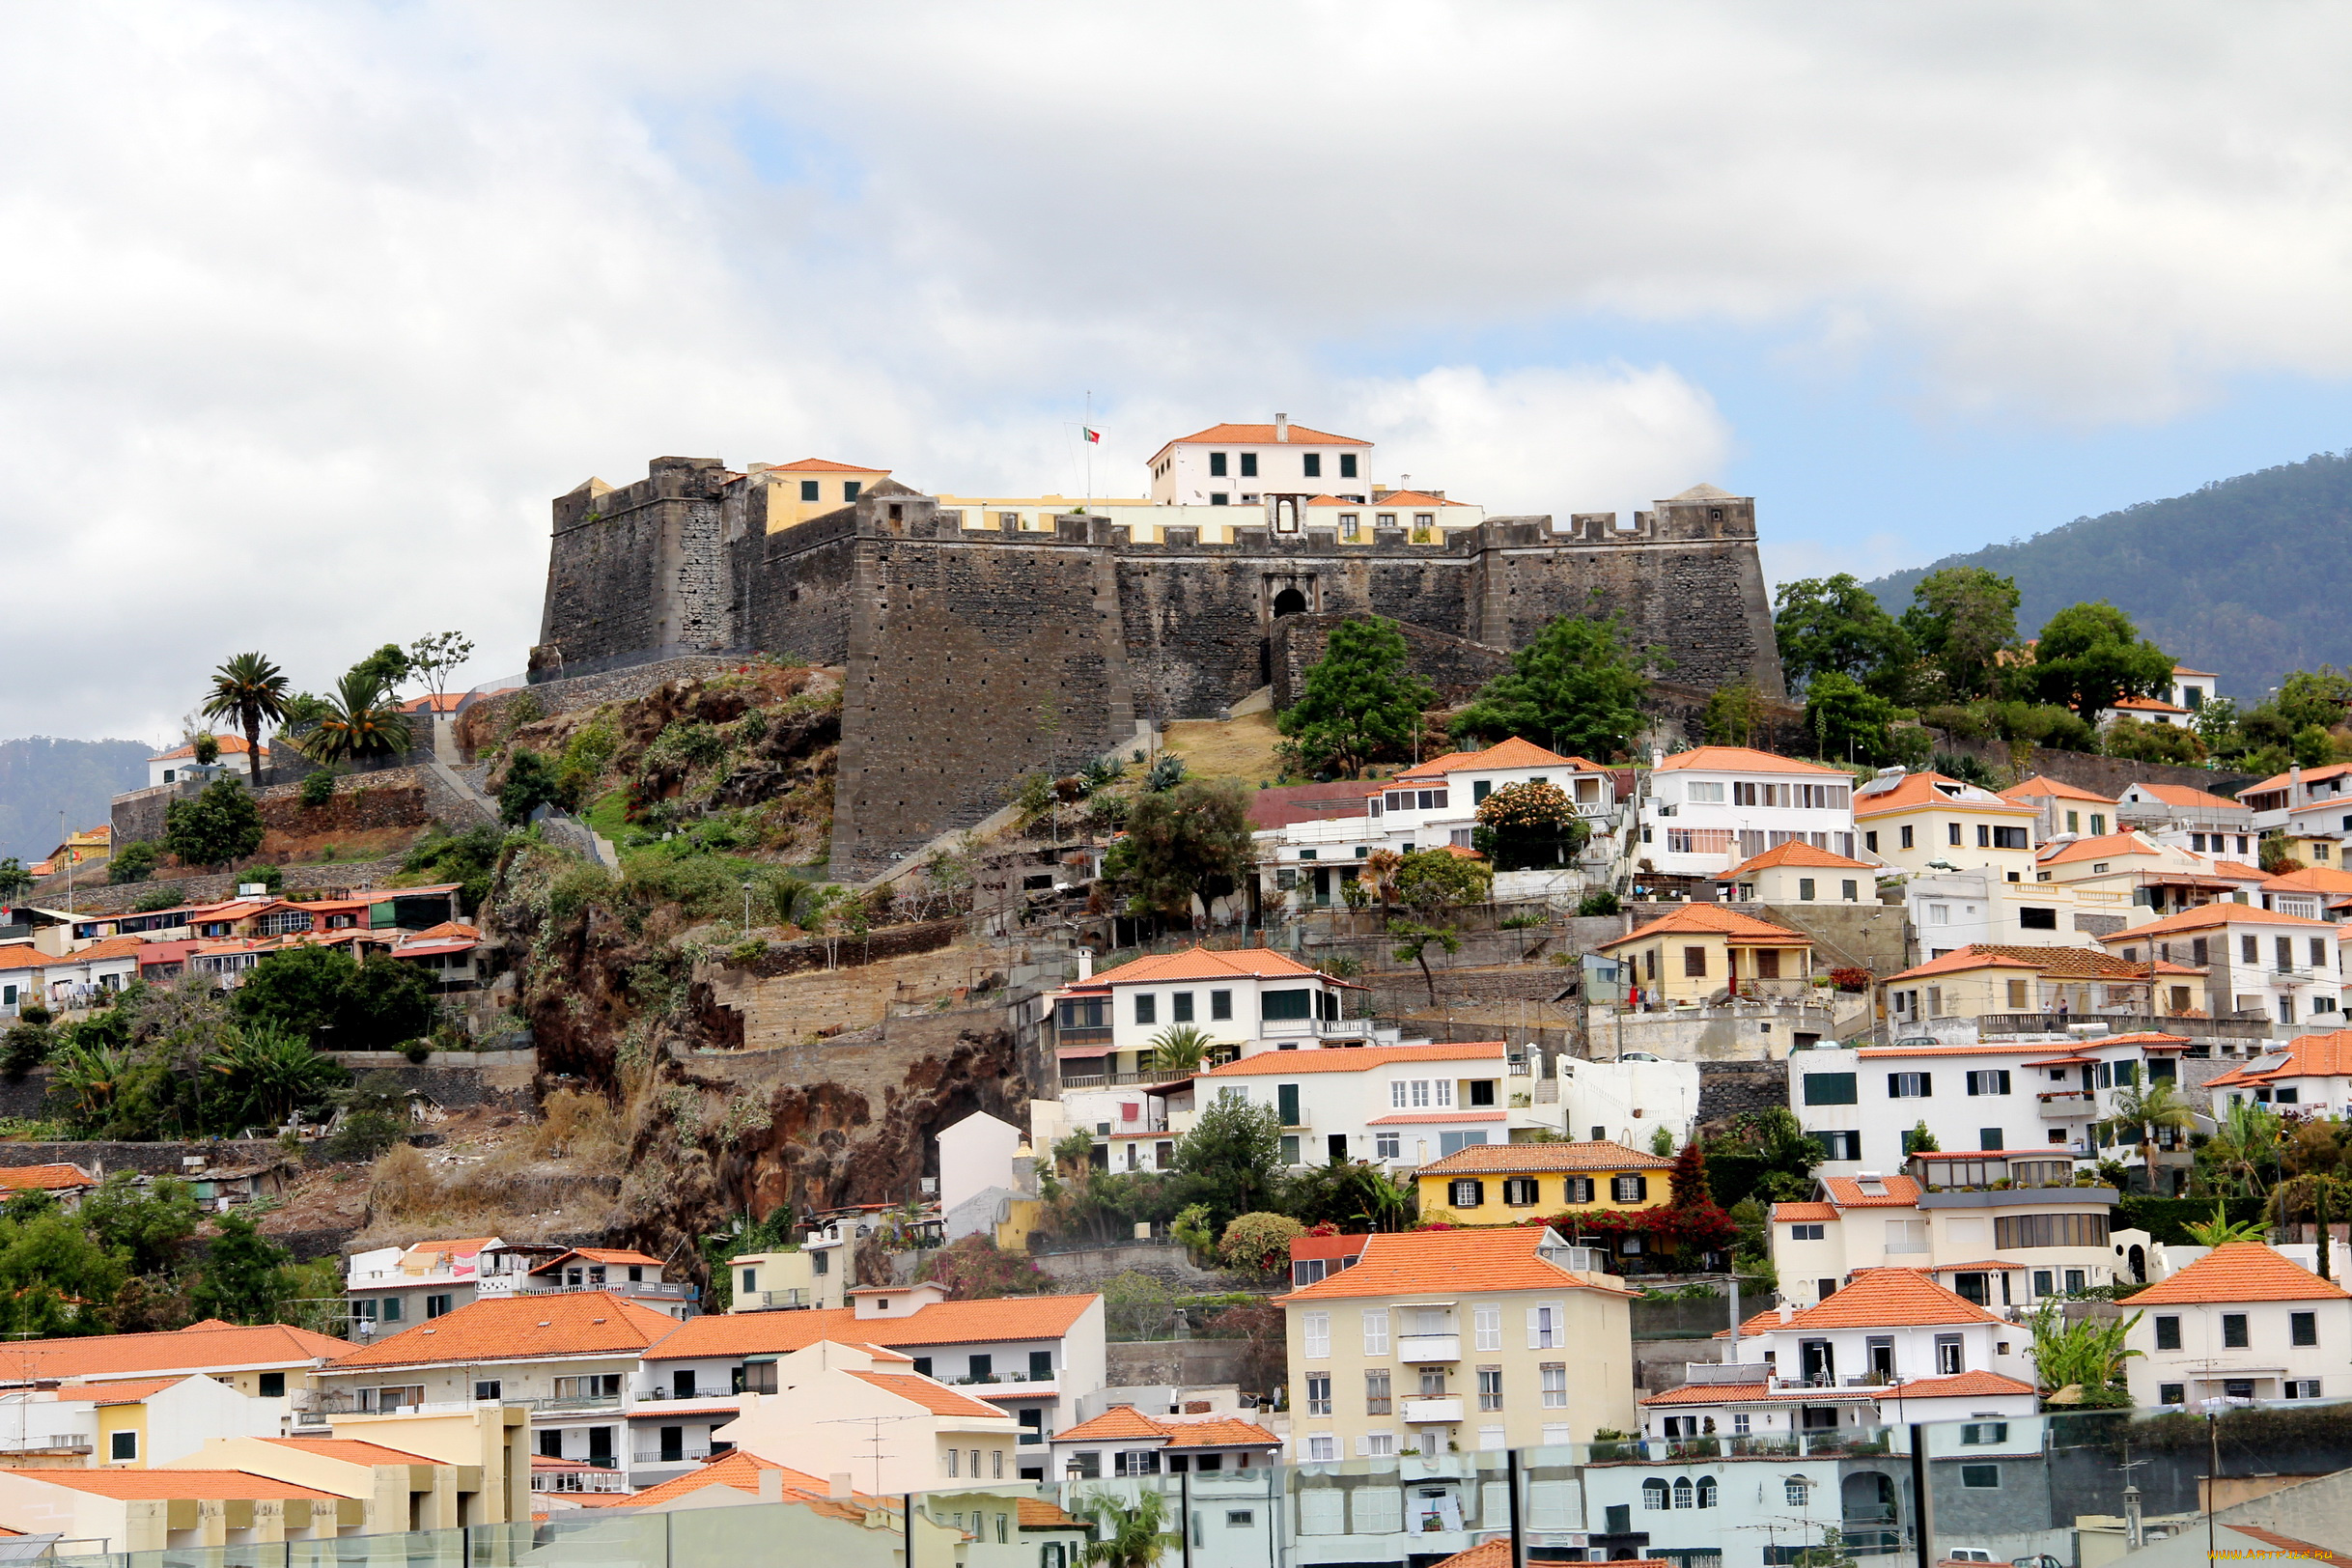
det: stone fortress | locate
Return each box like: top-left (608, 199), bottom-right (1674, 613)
top-left (533, 421), bottom-right (1784, 876)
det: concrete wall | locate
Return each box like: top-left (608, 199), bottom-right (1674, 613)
top-left (1105, 1340), bottom-right (1253, 1388)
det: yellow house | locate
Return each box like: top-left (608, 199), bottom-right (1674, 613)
top-left (742, 458), bottom-right (893, 533)
top-left (0, 1468), bottom-right (363, 1554)
top-left (1712, 839), bottom-right (1879, 904)
top-left (1277, 1226), bottom-right (1637, 1461)
top-left (1414, 1140), bottom-right (1673, 1225)
top-left (1879, 942), bottom-right (2207, 1028)
top-left (162, 1433), bottom-right (520, 1531)
top-left (1597, 904), bottom-right (1814, 1006)
top-left (1855, 770), bottom-right (2039, 881)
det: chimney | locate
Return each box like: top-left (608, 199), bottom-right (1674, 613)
top-left (1274, 413), bottom-right (1289, 443)
top-left (758, 1468), bottom-right (784, 1503)
top-left (1399, 473), bottom-right (1412, 492)
top-left (827, 1472), bottom-right (853, 1500)
top-left (1778, 1301), bottom-right (1795, 1324)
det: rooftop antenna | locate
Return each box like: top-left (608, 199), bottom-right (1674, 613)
top-left (818, 1413), bottom-right (909, 1498)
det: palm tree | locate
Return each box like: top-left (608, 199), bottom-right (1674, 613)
top-left (2182, 1204), bottom-right (2268, 1246)
top-left (1145, 1023), bottom-right (1213, 1077)
top-left (206, 1024), bottom-right (347, 1131)
top-left (50, 1040), bottom-right (132, 1131)
top-left (297, 672), bottom-right (413, 767)
top-left (2204, 1100), bottom-right (2285, 1197)
top-left (1077, 1487), bottom-right (1172, 1568)
top-left (201, 654), bottom-right (291, 785)
top-left (2095, 1077), bottom-right (2198, 1192)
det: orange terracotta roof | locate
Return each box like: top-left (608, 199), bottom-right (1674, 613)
top-left (1855, 772), bottom-right (2037, 819)
top-left (1157, 423), bottom-right (1370, 453)
top-left (0, 1163), bottom-right (97, 1191)
top-left (2129, 1244), bottom-right (2349, 1305)
top-left (1052, 1405), bottom-right (1169, 1442)
top-left (2244, 762), bottom-right (2352, 796)
top-left (1092, 945), bottom-right (1329, 986)
top-left (1203, 1041), bottom-right (1502, 1078)
top-left (2002, 776), bottom-right (2116, 805)
top-left (645, 1294), bottom-right (1100, 1359)
top-left (1656, 746), bottom-right (1842, 776)
top-left (532, 1247), bottom-right (664, 1274)
top-left (2226, 1527), bottom-right (2340, 1564)
top-left (2126, 782), bottom-right (2239, 810)
top-left (0, 1322), bottom-right (350, 1383)
top-left (846, 1371), bottom-right (1007, 1419)
top-left (2098, 904), bottom-right (2333, 940)
top-left (151, 736), bottom-right (266, 760)
top-left (1600, 904), bottom-right (1811, 950)
top-left (1162, 1417), bottom-right (1278, 1448)
top-left (0, 1470), bottom-right (337, 1500)
top-left (1372, 490), bottom-right (1473, 508)
top-left (1393, 737), bottom-right (1593, 780)
top-left (2211, 860), bottom-right (2267, 880)
top-left (2037, 829), bottom-right (2167, 865)
top-left (771, 458), bottom-right (887, 474)
top-left (1819, 1175), bottom-right (1922, 1209)
top-left (1711, 1308), bottom-right (1788, 1340)
top-left (1275, 1226), bottom-right (1635, 1303)
top-left (2206, 1030), bottom-right (2352, 1088)
top-left (1879, 1370), bottom-right (2036, 1399)
top-left (52, 1377), bottom-right (187, 1405)
top-left (1716, 840), bottom-right (1878, 876)
top-left (1776, 1268), bottom-right (2002, 1329)
top-left (2259, 865), bottom-right (2352, 895)
top-left (259, 1438), bottom-right (442, 1465)
top-left (325, 1291), bottom-right (680, 1369)
top-left (2112, 696), bottom-right (2190, 714)
top-left (1771, 1203), bottom-right (1837, 1222)
top-left (0, 949), bottom-right (53, 973)
top-left (621, 1449), bottom-right (842, 1508)
top-left (1883, 947), bottom-right (2044, 982)
top-left (1018, 1498), bottom-right (1082, 1528)
top-left (1639, 1381), bottom-right (1772, 1406)
top-left (1967, 942), bottom-right (2202, 979)
top-left (1434, 1546), bottom-right (1671, 1568)
top-left (1417, 1140), bottom-right (1668, 1175)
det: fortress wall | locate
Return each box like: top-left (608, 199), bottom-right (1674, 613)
top-left (738, 506), bottom-right (860, 666)
top-left (539, 457), bottom-right (732, 667)
top-left (830, 518), bottom-right (1136, 874)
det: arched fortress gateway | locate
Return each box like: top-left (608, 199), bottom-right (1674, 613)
top-left (536, 435), bottom-right (1782, 876)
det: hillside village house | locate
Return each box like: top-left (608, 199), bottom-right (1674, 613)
top-left (1178, 1039), bottom-right (1531, 1172)
top-left (1769, 1165), bottom-right (2151, 1310)
top-left (1047, 1406), bottom-right (1280, 1479)
top-left (1047, 946), bottom-right (1369, 1080)
top-left (1147, 419), bottom-right (1373, 509)
top-left (2122, 1244), bottom-right (2352, 1408)
top-left (637, 1283), bottom-right (1106, 1480)
top-left (0, 1321), bottom-right (351, 1409)
top-left (1597, 905), bottom-right (1815, 1008)
top-left (2202, 1029), bottom-right (2352, 1117)
top-left (2001, 776), bottom-right (2115, 843)
top-left (0, 1467), bottom-right (354, 1554)
top-left (0, 938), bottom-right (144, 1015)
top-left (2033, 830), bottom-right (2254, 920)
top-left (2104, 693), bottom-right (2195, 730)
top-left (1712, 840), bottom-right (1878, 904)
top-left (2240, 762), bottom-right (2352, 865)
top-left (2098, 904), bottom-right (2343, 1027)
top-left (1638, 746), bottom-right (1857, 879)
top-left (2255, 865), bottom-right (2352, 919)
top-left (146, 735), bottom-right (267, 787)
top-left (1792, 1033), bottom-right (2199, 1175)
top-left (1897, 871), bottom-right (2125, 958)
top-left (1855, 770), bottom-right (2039, 882)
top-left (1277, 1227), bottom-right (1637, 1463)
top-left (160, 1430), bottom-right (530, 1531)
top-left (0, 1374), bottom-right (280, 1469)
top-left (2116, 782), bottom-right (2254, 856)
top-left (1879, 946), bottom-right (2205, 1029)
top-left (2165, 666), bottom-right (2217, 711)
top-left (1413, 1141), bottom-right (1675, 1234)
top-left (709, 1340), bottom-right (1020, 1495)
top-left (1555, 1056), bottom-right (1701, 1150)
top-left (0, 1162), bottom-right (98, 1207)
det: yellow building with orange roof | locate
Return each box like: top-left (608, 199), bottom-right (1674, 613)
top-left (1597, 904), bottom-right (1814, 1007)
top-left (1855, 769), bottom-right (2039, 881)
top-left (1276, 1225), bottom-right (1636, 1461)
top-left (1413, 1139), bottom-right (1674, 1228)
top-left (1712, 838), bottom-right (1879, 904)
top-left (734, 458), bottom-right (893, 533)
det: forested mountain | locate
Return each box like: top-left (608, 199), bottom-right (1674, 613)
top-left (0, 738), bottom-right (154, 862)
top-left (1866, 450), bottom-right (2352, 701)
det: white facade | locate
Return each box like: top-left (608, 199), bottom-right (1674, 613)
top-left (938, 1111), bottom-right (1022, 1224)
top-left (2122, 1246), bottom-right (2352, 1408)
top-left (2098, 908), bottom-right (2343, 1029)
top-left (1147, 419), bottom-right (1373, 507)
top-left (1901, 873), bottom-right (2114, 959)
top-left (1640, 747), bottom-right (1857, 879)
top-left (2240, 762), bottom-right (2352, 845)
top-left (1191, 1041), bottom-right (1535, 1170)
top-left (1556, 1056), bottom-right (1699, 1150)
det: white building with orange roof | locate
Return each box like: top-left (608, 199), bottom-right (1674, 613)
top-left (713, 1339), bottom-right (1020, 1496)
top-left (2102, 693), bottom-right (2195, 730)
top-left (1712, 839), bottom-right (1879, 905)
top-left (1792, 1031), bottom-right (2204, 1177)
top-left (1878, 944), bottom-right (2204, 1032)
top-left (1303, 490), bottom-right (1485, 544)
top-left (1639, 745), bottom-right (1857, 879)
top-left (1276, 1225), bottom-right (1635, 1464)
top-left (2116, 780), bottom-right (2254, 857)
top-left (1855, 768), bottom-right (2039, 882)
top-left (1148, 418), bottom-right (1374, 508)
top-left (2238, 759), bottom-right (2352, 852)
top-left (1174, 1039), bottom-right (1530, 1172)
top-left (2123, 1243), bottom-right (2352, 1408)
top-left (2000, 774), bottom-right (2116, 842)
top-left (1768, 1162), bottom-right (2149, 1312)
top-left (2253, 863), bottom-right (2352, 922)
top-left (145, 734), bottom-right (267, 788)
top-left (1596, 904), bottom-right (1815, 1009)
top-left (2033, 827), bottom-right (2258, 925)
top-left (161, 1431), bottom-right (528, 1529)
top-left (0, 1321), bottom-right (350, 1406)
top-left (2202, 1028), bottom-right (2352, 1118)
top-left (2098, 903), bottom-right (2342, 1029)
top-left (0, 1373), bottom-right (279, 1469)
top-left (1048, 1404), bottom-right (1279, 1479)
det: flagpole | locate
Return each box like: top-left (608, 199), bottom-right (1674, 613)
top-left (1084, 390), bottom-right (1092, 507)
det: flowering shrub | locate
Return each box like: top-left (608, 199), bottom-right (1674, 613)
top-left (1829, 966), bottom-right (1873, 993)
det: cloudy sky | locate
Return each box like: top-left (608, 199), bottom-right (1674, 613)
top-left (8, 1), bottom-right (2352, 742)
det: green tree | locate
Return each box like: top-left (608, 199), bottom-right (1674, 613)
top-left (2021, 602), bottom-right (2174, 723)
top-left (0, 858), bottom-right (30, 907)
top-left (161, 778), bottom-right (265, 870)
top-left (80, 1173), bottom-right (200, 1277)
top-left (1900, 567), bottom-right (2020, 701)
top-left (1775, 574), bottom-right (1912, 699)
top-left (1802, 672), bottom-right (1919, 767)
top-left (1, 1019), bottom-right (50, 1077)
top-left (2027, 1299), bottom-right (2141, 1405)
top-left (1076, 1487), bottom-right (1173, 1568)
top-left (1906, 1120), bottom-right (1940, 1154)
top-left (1283, 1161), bottom-right (1416, 1231)
top-left (346, 643), bottom-right (412, 696)
top-left (2182, 1204), bottom-right (2268, 1246)
top-left (189, 1213), bottom-right (293, 1325)
top-left (499, 748), bottom-right (565, 826)
top-left (1172, 1096), bottom-right (1285, 1235)
top-left (299, 769), bottom-right (337, 808)
top-left (1274, 617), bottom-right (1436, 778)
top-left (206, 1024), bottom-right (349, 1130)
top-left (108, 840), bottom-right (158, 885)
top-left (2095, 1077), bottom-right (2197, 1188)
top-left (1451, 613), bottom-right (1656, 761)
top-left (236, 944), bottom-right (358, 1040)
top-left (2105, 715), bottom-right (2207, 765)
top-left (1702, 681), bottom-right (1771, 747)
top-left (406, 631), bottom-right (476, 702)
top-left (1217, 1212), bottom-right (1305, 1274)
top-left (2274, 667), bottom-right (2352, 732)
top-left (201, 653), bottom-right (292, 786)
top-left (1103, 779), bottom-right (1253, 923)
top-left (341, 958), bottom-right (437, 1050)
top-left (1393, 847), bottom-right (1492, 910)
top-left (0, 1199), bottom-right (126, 1337)
top-left (297, 671), bottom-right (413, 766)
top-left (1389, 920), bottom-right (1463, 1006)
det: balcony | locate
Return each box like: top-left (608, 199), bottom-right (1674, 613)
top-left (527, 1393), bottom-right (626, 1414)
top-left (532, 1280), bottom-right (693, 1301)
top-left (2038, 1090), bottom-right (2094, 1117)
top-left (1401, 1397), bottom-right (1464, 1423)
top-left (636, 1386), bottom-right (737, 1404)
top-left (1397, 1333), bottom-right (1460, 1363)
top-left (0, 1435), bottom-right (92, 1454)
top-left (739, 1289), bottom-right (811, 1311)
top-left (632, 1444), bottom-right (714, 1466)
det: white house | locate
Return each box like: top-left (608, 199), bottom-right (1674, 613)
top-left (2115, 782), bottom-right (2254, 857)
top-left (2098, 904), bottom-right (2343, 1028)
top-left (1769, 1163), bottom-right (2153, 1312)
top-left (937, 1110), bottom-right (1023, 1239)
top-left (1183, 1039), bottom-right (1528, 1170)
top-left (1047, 1405), bottom-right (1281, 1479)
top-left (1639, 746), bottom-right (1857, 879)
top-left (2201, 1028), bottom-right (2352, 1117)
top-left (1147, 418), bottom-right (1374, 508)
top-left (2122, 1244), bottom-right (2352, 1408)
top-left (2166, 666), bottom-right (2218, 713)
top-left (1854, 770), bottom-right (2039, 883)
top-left (2001, 775), bottom-right (2117, 844)
top-left (1896, 874), bottom-right (2121, 959)
top-left (1791, 1033), bottom-right (2197, 1175)
top-left (1712, 840), bottom-right (1879, 905)
top-left (146, 735), bottom-right (268, 788)
top-left (1555, 1055), bottom-right (1701, 1150)
top-left (2238, 762), bottom-right (2352, 861)
top-left (713, 1339), bottom-right (1021, 1495)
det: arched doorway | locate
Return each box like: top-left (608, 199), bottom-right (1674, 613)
top-left (1272, 587), bottom-right (1307, 617)
top-left (1842, 1471), bottom-right (1899, 1553)
top-left (2129, 1244), bottom-right (2147, 1281)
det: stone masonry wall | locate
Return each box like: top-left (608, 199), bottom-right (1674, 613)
top-left (538, 457), bottom-right (734, 668)
top-left (738, 506), bottom-right (860, 667)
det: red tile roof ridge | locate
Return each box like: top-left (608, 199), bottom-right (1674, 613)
top-left (2001, 776), bottom-right (2117, 805)
top-left (1393, 737), bottom-right (1588, 778)
top-left (1655, 746), bottom-right (1843, 775)
top-left (1601, 904), bottom-right (1811, 949)
top-left (2036, 829), bottom-right (2168, 864)
top-left (1155, 424), bottom-right (1370, 453)
top-left (1417, 1139), bottom-right (1669, 1175)
top-left (770, 458), bottom-right (887, 473)
top-left (1717, 840), bottom-right (1878, 875)
top-left (1776, 1267), bottom-right (2002, 1329)
top-left (846, 1370), bottom-right (1010, 1419)
top-left (1090, 945), bottom-right (1329, 986)
top-left (1854, 771), bottom-right (2038, 818)
top-left (324, 1291), bottom-right (680, 1368)
top-left (1638, 1381), bottom-right (1771, 1406)
top-left (1878, 1369), bottom-right (2035, 1399)
top-left (1202, 1041), bottom-right (1503, 1078)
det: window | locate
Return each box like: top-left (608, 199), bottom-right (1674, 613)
top-left (1994, 1213), bottom-right (2111, 1248)
top-left (2286, 1379), bottom-right (2323, 1398)
top-left (1673, 1477), bottom-right (1694, 1509)
top-left (2159, 1383), bottom-right (2185, 1406)
top-left (380, 1297), bottom-right (405, 1323)
top-left (1262, 989), bottom-right (1311, 1021)
top-left (2155, 1315), bottom-right (2181, 1350)
top-left (1960, 1466), bottom-right (2000, 1490)
top-left (1967, 1070), bottom-right (2011, 1096)
top-left (1448, 1179), bottom-right (1486, 1208)
top-left (1502, 1177), bottom-right (1540, 1206)
top-left (1134, 994), bottom-right (1157, 1025)
top-left (1642, 1479), bottom-right (1669, 1511)
top-left (1682, 946), bottom-right (1708, 977)
top-left (2019, 906), bottom-right (2058, 930)
top-left (1302, 1312), bottom-right (1330, 1358)
top-left (1799, 878), bottom-right (1816, 901)
top-left (426, 1294), bottom-right (452, 1319)
top-left (1815, 1131), bottom-right (1862, 1161)
top-left (258, 1372), bottom-right (287, 1398)
top-left (843, 481), bottom-right (862, 501)
top-left (1302, 454), bottom-right (1321, 478)
top-left (1304, 1435), bottom-right (1335, 1463)
top-left (1611, 1174), bottom-right (1648, 1203)
top-left (1889, 1072), bottom-right (1933, 1098)
top-left (108, 1430), bottom-right (136, 1461)
top-left (1478, 1368), bottom-right (1502, 1410)
top-left (1901, 826), bottom-right (1915, 850)
top-left (1375, 1132), bottom-right (1400, 1160)
top-left (1209, 989), bottom-right (1232, 1021)
top-left (1539, 1364), bottom-right (1566, 1407)
top-left (1789, 1223), bottom-right (1825, 1241)
top-left (1304, 1373), bottom-right (1330, 1414)
top-left (1473, 1305), bottom-right (1500, 1351)
top-left (1240, 453), bottom-right (1258, 478)
top-left (2244, 934), bottom-right (2260, 965)
top-left (1993, 826), bottom-right (2029, 850)
top-left (1804, 1073), bottom-right (1859, 1106)
top-left (1365, 1369), bottom-right (1391, 1414)
top-left (2292, 1310), bottom-right (2318, 1346)
top-left (1785, 1478), bottom-right (1809, 1506)
top-left (1961, 1422), bottom-right (2008, 1445)
top-left (2224, 1313), bottom-right (2250, 1349)
top-left (1209, 452), bottom-right (1228, 476)
top-left (1340, 454), bottom-right (1358, 479)
top-left (1935, 1334), bottom-right (1964, 1374)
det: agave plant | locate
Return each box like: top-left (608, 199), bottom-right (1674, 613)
top-left (297, 672), bottom-right (413, 766)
